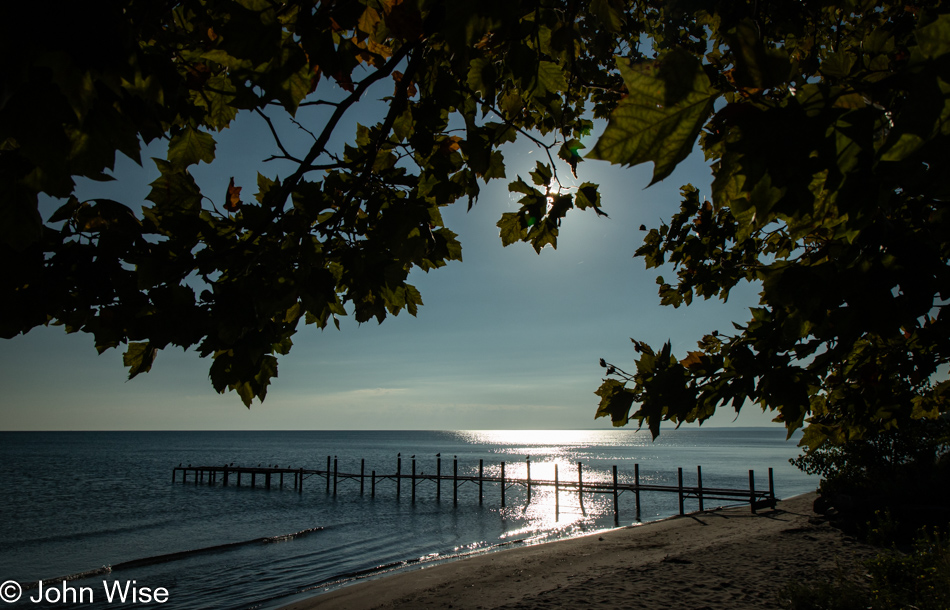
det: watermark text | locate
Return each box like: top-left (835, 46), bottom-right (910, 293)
top-left (1, 579), bottom-right (169, 605)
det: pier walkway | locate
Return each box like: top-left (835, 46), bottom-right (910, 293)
top-left (172, 455), bottom-right (776, 524)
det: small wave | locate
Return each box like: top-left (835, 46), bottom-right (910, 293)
top-left (284, 535), bottom-right (531, 598)
top-left (21, 526), bottom-right (323, 590)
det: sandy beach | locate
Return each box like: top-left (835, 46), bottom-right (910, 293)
top-left (280, 493), bottom-right (876, 610)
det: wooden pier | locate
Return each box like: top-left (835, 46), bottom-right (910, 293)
top-left (172, 456), bottom-right (776, 524)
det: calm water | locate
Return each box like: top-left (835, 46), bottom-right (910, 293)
top-left (0, 429), bottom-right (815, 609)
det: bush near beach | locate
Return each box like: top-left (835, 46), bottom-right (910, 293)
top-left (782, 419), bottom-right (950, 609)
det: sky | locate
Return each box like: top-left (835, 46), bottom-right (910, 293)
top-left (0, 79), bottom-right (778, 432)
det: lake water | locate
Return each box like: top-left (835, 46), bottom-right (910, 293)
top-left (0, 429), bottom-right (815, 609)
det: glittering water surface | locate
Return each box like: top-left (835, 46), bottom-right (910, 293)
top-left (0, 430), bottom-right (814, 609)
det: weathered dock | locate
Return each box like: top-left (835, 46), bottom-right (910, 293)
top-left (173, 455), bottom-right (776, 524)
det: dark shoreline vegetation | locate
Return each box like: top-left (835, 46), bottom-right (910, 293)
top-left (782, 418), bottom-right (950, 609)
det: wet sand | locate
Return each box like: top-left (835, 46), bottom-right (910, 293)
top-left (280, 492), bottom-right (875, 609)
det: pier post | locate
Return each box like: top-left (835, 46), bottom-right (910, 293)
top-left (749, 470), bottom-right (756, 513)
top-left (326, 456), bottom-right (331, 494)
top-left (298, 467), bottom-right (303, 493)
top-left (478, 459), bottom-right (484, 504)
top-left (501, 461), bottom-right (506, 507)
top-left (280, 471), bottom-right (283, 489)
top-left (360, 459), bottom-right (365, 495)
top-left (677, 467), bottom-right (684, 515)
top-left (697, 465), bottom-right (704, 512)
top-left (437, 454), bottom-right (442, 501)
top-left (223, 466), bottom-right (229, 487)
top-left (333, 457), bottom-right (338, 496)
top-left (453, 456), bottom-right (458, 506)
top-left (768, 467), bottom-right (775, 508)
top-left (397, 454), bottom-right (402, 500)
top-left (554, 464), bottom-right (559, 520)
top-left (251, 472), bottom-right (256, 488)
top-left (578, 462), bottom-right (583, 502)
top-left (613, 465), bottom-right (619, 526)
top-left (411, 456), bottom-right (416, 503)
top-left (181, 469), bottom-right (186, 484)
top-left (526, 456), bottom-right (531, 504)
top-left (172, 468), bottom-right (177, 484)
top-left (372, 470), bottom-right (376, 497)
top-left (266, 472), bottom-right (271, 490)
top-left (634, 464), bottom-right (641, 521)
top-left (237, 471), bottom-right (241, 487)
top-left (196, 470), bottom-right (199, 486)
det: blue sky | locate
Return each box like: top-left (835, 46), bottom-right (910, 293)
top-left (0, 85), bottom-right (777, 431)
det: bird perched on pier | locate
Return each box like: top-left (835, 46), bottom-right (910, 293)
top-left (178, 463), bottom-right (182, 467)
top-left (436, 453), bottom-right (440, 457)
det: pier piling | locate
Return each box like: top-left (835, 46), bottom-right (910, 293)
top-left (613, 465), bottom-right (619, 526)
top-left (677, 468), bottom-right (684, 515)
top-left (478, 459), bottom-right (483, 504)
top-left (501, 461), bottom-right (506, 507)
top-left (526, 456), bottom-right (531, 504)
top-left (749, 470), bottom-right (756, 513)
top-left (697, 465), bottom-right (704, 511)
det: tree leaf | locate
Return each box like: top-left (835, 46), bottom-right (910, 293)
top-left (588, 50), bottom-right (717, 184)
top-left (594, 379), bottom-right (635, 427)
top-left (167, 126), bottom-right (216, 169)
top-left (225, 177), bottom-right (242, 212)
top-left (123, 342), bottom-right (157, 380)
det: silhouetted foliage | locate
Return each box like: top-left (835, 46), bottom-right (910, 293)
top-left (792, 418), bottom-right (950, 527)
top-left (3, 0), bottom-right (950, 447)
top-left (595, 1), bottom-right (950, 448)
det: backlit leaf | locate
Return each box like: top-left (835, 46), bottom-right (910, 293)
top-left (588, 50), bottom-right (717, 183)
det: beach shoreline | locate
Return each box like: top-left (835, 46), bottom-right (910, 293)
top-left (278, 492), bottom-right (876, 610)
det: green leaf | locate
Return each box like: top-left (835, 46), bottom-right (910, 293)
top-left (145, 159), bottom-right (202, 212)
top-left (123, 342), bottom-right (157, 379)
top-left (595, 379), bottom-right (635, 426)
top-left (729, 19), bottom-right (790, 90)
top-left (589, 0), bottom-right (624, 34)
top-left (167, 126), bottom-right (216, 169)
top-left (879, 133), bottom-right (925, 162)
top-left (467, 58), bottom-right (496, 100)
top-left (558, 139), bottom-right (585, 176)
top-left (535, 61), bottom-right (567, 97)
top-left (483, 151), bottom-right (506, 180)
top-left (497, 212), bottom-right (527, 246)
top-left (574, 182), bottom-right (601, 210)
top-left (529, 161), bottom-right (553, 187)
top-left (588, 50), bottom-right (717, 184)
top-left (915, 14), bottom-right (950, 60)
